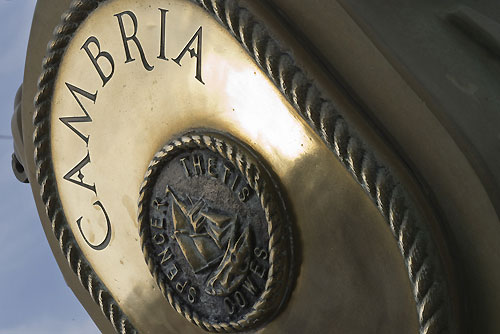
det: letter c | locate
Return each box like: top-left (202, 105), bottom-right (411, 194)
top-left (76, 200), bottom-right (112, 251)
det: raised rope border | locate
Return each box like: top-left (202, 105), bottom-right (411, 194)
top-left (195, 1), bottom-right (451, 333)
top-left (32, 0), bottom-right (452, 333)
top-left (33, 1), bottom-right (138, 333)
top-left (137, 132), bottom-right (292, 332)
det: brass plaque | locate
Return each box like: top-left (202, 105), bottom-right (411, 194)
top-left (31, 0), bottom-right (457, 333)
top-left (46, 1), bottom-right (328, 331)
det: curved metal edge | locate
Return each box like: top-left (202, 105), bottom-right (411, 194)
top-left (192, 0), bottom-right (454, 333)
top-left (137, 132), bottom-right (293, 332)
top-left (195, 1), bottom-right (453, 333)
top-left (32, 0), bottom-right (453, 333)
top-left (33, 1), bottom-right (138, 333)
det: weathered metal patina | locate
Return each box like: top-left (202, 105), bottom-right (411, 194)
top-left (138, 131), bottom-right (293, 331)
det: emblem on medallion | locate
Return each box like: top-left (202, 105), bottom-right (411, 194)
top-left (166, 185), bottom-right (250, 296)
top-left (138, 131), bottom-right (294, 332)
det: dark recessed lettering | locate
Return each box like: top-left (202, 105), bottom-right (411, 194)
top-left (115, 10), bottom-right (154, 71)
top-left (234, 291), bottom-right (246, 308)
top-left (167, 264), bottom-right (179, 280)
top-left (239, 186), bottom-right (251, 202)
top-left (81, 36), bottom-right (115, 87)
top-left (159, 247), bottom-right (173, 265)
top-left (254, 247), bottom-right (268, 260)
top-left (173, 26), bottom-right (204, 84)
top-left (188, 287), bottom-right (197, 304)
top-left (250, 260), bottom-right (265, 279)
top-left (180, 157), bottom-right (191, 177)
top-left (176, 280), bottom-right (188, 293)
top-left (231, 174), bottom-right (240, 191)
top-left (192, 154), bottom-right (202, 176)
top-left (150, 217), bottom-right (164, 229)
top-left (63, 151), bottom-right (97, 195)
top-left (207, 158), bottom-right (218, 178)
top-left (158, 8), bottom-right (169, 60)
top-left (76, 201), bottom-right (112, 251)
top-left (59, 83), bottom-right (97, 145)
top-left (224, 297), bottom-right (235, 315)
top-left (153, 233), bottom-right (166, 245)
top-left (242, 276), bottom-right (258, 296)
top-left (223, 164), bottom-right (231, 184)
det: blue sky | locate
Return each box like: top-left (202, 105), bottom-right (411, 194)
top-left (0, 1), bottom-right (99, 333)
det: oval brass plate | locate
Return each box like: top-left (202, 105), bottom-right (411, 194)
top-left (33, 0), bottom-right (453, 333)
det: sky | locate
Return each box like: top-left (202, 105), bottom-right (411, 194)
top-left (0, 1), bottom-right (99, 333)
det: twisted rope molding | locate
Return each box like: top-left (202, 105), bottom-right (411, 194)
top-left (137, 133), bottom-right (292, 332)
top-left (33, 1), bottom-right (137, 333)
top-left (197, 1), bottom-right (451, 333)
top-left (31, 0), bottom-right (452, 333)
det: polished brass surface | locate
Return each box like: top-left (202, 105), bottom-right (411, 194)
top-left (44, 0), bottom-right (418, 332)
top-left (264, 1), bottom-right (498, 332)
top-left (15, 0), bottom-right (500, 332)
top-left (23, 2), bottom-right (117, 331)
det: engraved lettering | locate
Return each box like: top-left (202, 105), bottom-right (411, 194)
top-left (76, 201), bottom-right (112, 251)
top-left (158, 8), bottom-right (169, 60)
top-left (115, 11), bottom-right (154, 71)
top-left (180, 157), bottom-right (190, 177)
top-left (238, 186), bottom-right (250, 202)
top-left (140, 134), bottom-right (288, 325)
top-left (159, 247), bottom-right (173, 265)
top-left (231, 174), bottom-right (240, 191)
top-left (176, 280), bottom-right (188, 293)
top-left (188, 287), bottom-right (197, 304)
top-left (254, 247), bottom-right (268, 260)
top-left (192, 154), bottom-right (202, 176)
top-left (224, 297), bottom-right (235, 315)
top-left (151, 217), bottom-right (164, 229)
top-left (234, 291), bottom-right (246, 308)
top-left (167, 264), bottom-right (179, 280)
top-left (207, 158), bottom-right (218, 178)
top-left (173, 26), bottom-right (204, 84)
top-left (223, 165), bottom-right (231, 184)
top-left (153, 233), bottom-right (166, 245)
top-left (59, 83), bottom-right (97, 145)
top-left (254, 172), bottom-right (260, 187)
top-left (153, 198), bottom-right (167, 210)
top-left (242, 277), bottom-right (258, 296)
top-left (63, 152), bottom-right (96, 195)
top-left (223, 292), bottom-right (246, 313)
top-left (250, 260), bottom-right (265, 279)
top-left (81, 36), bottom-right (115, 87)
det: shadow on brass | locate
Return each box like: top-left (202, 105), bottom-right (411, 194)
top-left (32, 0), bottom-right (455, 333)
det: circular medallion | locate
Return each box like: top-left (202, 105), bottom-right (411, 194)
top-left (138, 131), bottom-right (293, 332)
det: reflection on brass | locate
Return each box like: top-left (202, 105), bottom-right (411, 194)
top-left (138, 131), bottom-right (293, 331)
top-left (26, 0), bottom-right (462, 333)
